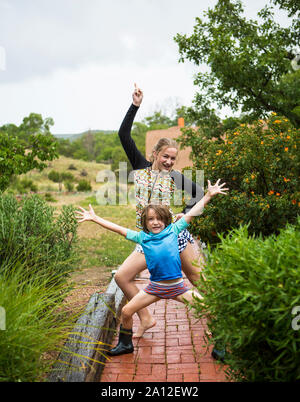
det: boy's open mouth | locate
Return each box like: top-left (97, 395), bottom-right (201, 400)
top-left (151, 226), bottom-right (163, 232)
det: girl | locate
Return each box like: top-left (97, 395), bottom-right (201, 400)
top-left (76, 179), bottom-right (228, 356)
top-left (114, 84), bottom-right (205, 337)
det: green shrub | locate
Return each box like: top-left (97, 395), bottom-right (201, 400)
top-left (44, 192), bottom-right (57, 202)
top-left (17, 178), bottom-right (38, 193)
top-left (48, 170), bottom-right (62, 191)
top-left (48, 170), bottom-right (61, 182)
top-left (0, 253), bottom-right (83, 381)
top-left (0, 194), bottom-right (78, 284)
top-left (5, 176), bottom-right (38, 194)
top-left (76, 179), bottom-right (92, 192)
top-left (80, 169), bottom-right (88, 177)
top-left (193, 218), bottom-right (300, 381)
top-left (61, 172), bottom-right (74, 182)
top-left (64, 181), bottom-right (74, 192)
top-left (180, 114), bottom-right (300, 245)
top-left (68, 164), bottom-right (77, 170)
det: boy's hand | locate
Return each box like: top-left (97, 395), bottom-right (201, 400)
top-left (207, 179), bottom-right (229, 198)
top-left (132, 83), bottom-right (143, 106)
top-left (75, 204), bottom-right (97, 223)
top-left (174, 213), bottom-right (184, 222)
top-left (185, 179), bottom-right (228, 221)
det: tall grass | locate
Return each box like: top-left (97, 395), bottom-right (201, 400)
top-left (0, 251), bottom-right (84, 382)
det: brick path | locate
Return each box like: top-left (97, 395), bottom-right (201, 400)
top-left (100, 271), bottom-right (228, 382)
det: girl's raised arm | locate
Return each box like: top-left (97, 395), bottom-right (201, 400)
top-left (132, 83), bottom-right (143, 107)
top-left (118, 84), bottom-right (150, 170)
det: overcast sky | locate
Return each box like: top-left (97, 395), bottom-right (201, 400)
top-left (0, 0), bottom-right (291, 134)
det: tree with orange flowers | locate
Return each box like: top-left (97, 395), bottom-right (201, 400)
top-left (180, 113), bottom-right (299, 244)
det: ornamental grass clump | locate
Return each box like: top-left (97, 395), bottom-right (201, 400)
top-left (0, 253), bottom-right (83, 382)
top-left (193, 217), bottom-right (300, 381)
top-left (179, 113), bottom-right (299, 245)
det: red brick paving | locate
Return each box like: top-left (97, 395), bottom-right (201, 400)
top-left (100, 270), bottom-right (228, 383)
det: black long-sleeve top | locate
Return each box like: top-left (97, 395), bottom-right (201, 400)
top-left (118, 104), bottom-right (203, 213)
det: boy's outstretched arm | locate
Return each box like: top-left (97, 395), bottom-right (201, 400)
top-left (184, 179), bottom-right (228, 224)
top-left (75, 204), bottom-right (127, 237)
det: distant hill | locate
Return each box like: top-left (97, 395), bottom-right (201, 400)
top-left (53, 129), bottom-right (116, 142)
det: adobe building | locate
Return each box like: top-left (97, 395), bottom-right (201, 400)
top-left (145, 118), bottom-right (193, 171)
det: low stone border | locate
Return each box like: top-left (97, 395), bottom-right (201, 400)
top-left (48, 276), bottom-right (126, 382)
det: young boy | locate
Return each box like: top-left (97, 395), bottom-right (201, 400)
top-left (75, 179), bottom-right (228, 356)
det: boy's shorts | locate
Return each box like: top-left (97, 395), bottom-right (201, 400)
top-left (143, 280), bottom-right (190, 299)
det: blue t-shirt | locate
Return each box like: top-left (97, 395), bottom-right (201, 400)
top-left (126, 217), bottom-right (189, 282)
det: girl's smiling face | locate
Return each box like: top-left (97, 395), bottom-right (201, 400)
top-left (152, 146), bottom-right (177, 172)
top-left (145, 208), bottom-right (166, 234)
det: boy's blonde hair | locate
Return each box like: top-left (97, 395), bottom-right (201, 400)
top-left (140, 204), bottom-right (172, 232)
top-left (149, 137), bottom-right (179, 163)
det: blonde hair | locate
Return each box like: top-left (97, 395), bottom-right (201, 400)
top-left (149, 137), bottom-right (179, 163)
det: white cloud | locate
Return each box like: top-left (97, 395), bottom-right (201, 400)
top-left (0, 46), bottom-right (6, 71)
top-left (0, 59), bottom-right (197, 132)
top-left (0, 0), bottom-right (13, 10)
top-left (120, 34), bottom-right (138, 51)
top-left (0, 0), bottom-right (293, 132)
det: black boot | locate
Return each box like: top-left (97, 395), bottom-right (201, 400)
top-left (107, 325), bottom-right (134, 356)
top-left (211, 344), bottom-right (225, 362)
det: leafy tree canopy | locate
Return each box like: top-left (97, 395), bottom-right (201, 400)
top-left (174, 0), bottom-right (300, 133)
top-left (0, 113), bottom-right (58, 192)
top-left (272, 0), bottom-right (300, 16)
top-left (142, 111), bottom-right (177, 129)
